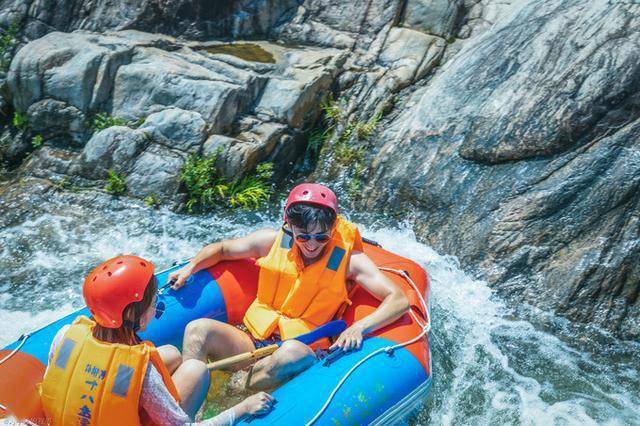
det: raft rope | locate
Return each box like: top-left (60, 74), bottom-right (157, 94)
top-left (0, 403), bottom-right (38, 426)
top-left (306, 267), bottom-right (432, 426)
top-left (0, 333), bottom-right (30, 366)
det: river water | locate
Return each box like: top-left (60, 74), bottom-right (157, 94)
top-left (0, 192), bottom-right (638, 425)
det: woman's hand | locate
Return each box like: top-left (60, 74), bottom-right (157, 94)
top-left (166, 264), bottom-right (193, 290)
top-left (329, 323), bottom-right (365, 352)
top-left (240, 392), bottom-right (275, 416)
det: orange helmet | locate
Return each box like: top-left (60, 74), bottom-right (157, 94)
top-left (83, 255), bottom-right (155, 328)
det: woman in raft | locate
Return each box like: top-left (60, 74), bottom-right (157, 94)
top-left (39, 255), bottom-right (274, 425)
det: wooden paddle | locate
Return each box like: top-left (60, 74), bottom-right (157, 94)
top-left (207, 320), bottom-right (347, 370)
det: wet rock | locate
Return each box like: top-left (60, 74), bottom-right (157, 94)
top-left (26, 99), bottom-right (88, 145)
top-left (8, 31), bottom-right (134, 115)
top-left (73, 126), bottom-right (151, 180)
top-left (353, 0), bottom-right (640, 338)
top-left (203, 119), bottom-right (287, 178)
top-left (401, 0), bottom-right (464, 39)
top-left (0, 126), bottom-right (29, 168)
top-left (255, 48), bottom-right (347, 127)
top-left (0, 0), bottom-right (301, 41)
top-left (378, 28), bottom-right (445, 89)
top-left (21, 146), bottom-right (79, 180)
top-left (138, 108), bottom-right (207, 153)
top-left (125, 144), bottom-right (186, 203)
top-left (110, 45), bottom-right (267, 132)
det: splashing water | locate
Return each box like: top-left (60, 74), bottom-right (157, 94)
top-left (0, 199), bottom-right (638, 425)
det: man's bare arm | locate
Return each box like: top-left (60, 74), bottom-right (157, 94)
top-left (330, 251), bottom-right (409, 350)
top-left (167, 229), bottom-right (277, 289)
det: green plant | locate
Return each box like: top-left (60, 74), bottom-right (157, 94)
top-left (228, 163), bottom-right (274, 210)
top-left (180, 152), bottom-right (273, 213)
top-left (12, 111), bottom-right (28, 131)
top-left (347, 162), bottom-right (366, 199)
top-left (104, 169), bottom-right (126, 195)
top-left (356, 111), bottom-right (382, 141)
top-left (31, 134), bottom-right (43, 149)
top-left (144, 194), bottom-right (160, 208)
top-left (320, 98), bottom-right (343, 128)
top-left (91, 112), bottom-right (130, 131)
top-left (0, 21), bottom-right (19, 71)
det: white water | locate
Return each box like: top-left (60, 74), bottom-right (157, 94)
top-left (1, 203), bottom-right (638, 425)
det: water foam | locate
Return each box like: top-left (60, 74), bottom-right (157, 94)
top-left (1, 207), bottom-right (638, 425)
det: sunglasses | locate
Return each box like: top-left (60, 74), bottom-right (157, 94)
top-left (294, 231), bottom-right (331, 243)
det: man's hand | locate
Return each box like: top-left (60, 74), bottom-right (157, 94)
top-left (166, 264), bottom-right (193, 290)
top-left (329, 323), bottom-right (365, 352)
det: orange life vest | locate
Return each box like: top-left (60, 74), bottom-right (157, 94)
top-left (243, 215), bottom-right (363, 340)
top-left (39, 316), bottom-right (179, 425)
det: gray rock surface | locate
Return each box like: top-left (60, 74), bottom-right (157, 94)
top-left (138, 108), bottom-right (207, 153)
top-left (73, 126), bottom-right (151, 180)
top-left (342, 0), bottom-right (640, 338)
top-left (125, 144), bottom-right (186, 203)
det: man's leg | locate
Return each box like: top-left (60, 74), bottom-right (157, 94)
top-left (247, 340), bottom-right (316, 391)
top-left (182, 318), bottom-right (255, 363)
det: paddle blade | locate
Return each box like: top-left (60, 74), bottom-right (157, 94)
top-left (293, 320), bottom-right (347, 346)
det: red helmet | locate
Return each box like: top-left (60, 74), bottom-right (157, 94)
top-left (284, 183), bottom-right (338, 221)
top-left (83, 255), bottom-right (155, 328)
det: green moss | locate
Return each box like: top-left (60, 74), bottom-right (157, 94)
top-left (12, 111), bottom-right (28, 131)
top-left (0, 21), bottom-right (19, 71)
top-left (143, 194), bottom-right (160, 208)
top-left (31, 134), bottom-right (43, 149)
top-left (321, 98), bottom-right (344, 128)
top-left (91, 112), bottom-right (144, 132)
top-left (180, 152), bottom-right (273, 213)
top-left (104, 169), bottom-right (126, 195)
top-left (355, 111), bottom-right (381, 141)
top-left (204, 43), bottom-right (275, 63)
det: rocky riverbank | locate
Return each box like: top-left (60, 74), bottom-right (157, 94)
top-left (0, 0), bottom-right (638, 338)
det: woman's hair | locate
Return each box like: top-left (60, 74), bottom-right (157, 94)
top-left (286, 202), bottom-right (337, 231)
top-left (92, 276), bottom-right (158, 345)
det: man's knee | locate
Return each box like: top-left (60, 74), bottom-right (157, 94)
top-left (276, 340), bottom-right (316, 367)
top-left (184, 318), bottom-right (215, 340)
top-left (183, 319), bottom-right (219, 361)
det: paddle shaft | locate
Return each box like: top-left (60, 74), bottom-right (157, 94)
top-left (205, 320), bottom-right (347, 371)
top-left (207, 344), bottom-right (278, 370)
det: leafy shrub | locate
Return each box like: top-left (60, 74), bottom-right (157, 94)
top-left (0, 21), bottom-right (19, 71)
top-left (180, 152), bottom-right (273, 213)
top-left (144, 194), bottom-right (160, 208)
top-left (12, 111), bottom-right (28, 131)
top-left (320, 98), bottom-right (343, 128)
top-left (104, 169), bottom-right (126, 195)
top-left (31, 134), bottom-right (43, 149)
top-left (356, 112), bottom-right (381, 141)
top-left (91, 113), bottom-right (144, 132)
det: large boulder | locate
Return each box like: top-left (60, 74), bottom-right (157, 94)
top-left (349, 0), bottom-right (640, 338)
top-left (125, 144), bottom-right (186, 203)
top-left (72, 126), bottom-right (151, 180)
top-left (138, 108), bottom-right (207, 153)
top-left (0, 0), bottom-right (301, 41)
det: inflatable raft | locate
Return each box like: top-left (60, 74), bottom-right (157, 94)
top-left (0, 239), bottom-right (432, 424)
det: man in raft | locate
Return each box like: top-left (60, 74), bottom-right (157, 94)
top-left (169, 183), bottom-right (410, 390)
